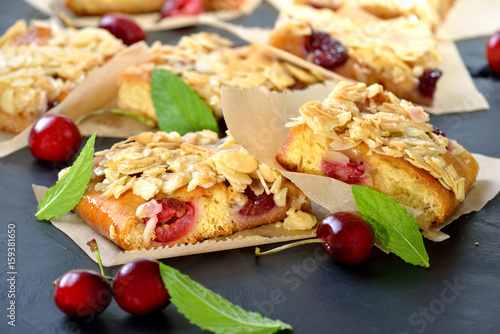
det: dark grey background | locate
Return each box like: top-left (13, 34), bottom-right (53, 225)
top-left (0, 0), bottom-right (499, 333)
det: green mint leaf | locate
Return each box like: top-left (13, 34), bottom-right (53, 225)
top-left (351, 185), bottom-right (430, 268)
top-left (35, 133), bottom-right (96, 220)
top-left (159, 263), bottom-right (292, 334)
top-left (151, 68), bottom-right (220, 136)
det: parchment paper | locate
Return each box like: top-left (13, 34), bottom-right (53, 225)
top-left (220, 85), bottom-right (500, 241)
top-left (266, 0), bottom-right (500, 41)
top-left (201, 18), bottom-right (489, 114)
top-left (32, 185), bottom-right (323, 267)
top-left (436, 0), bottom-right (500, 41)
top-left (22, 0), bottom-right (262, 31)
top-left (0, 42), bottom-right (152, 158)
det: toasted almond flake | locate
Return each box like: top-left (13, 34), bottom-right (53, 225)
top-left (213, 151), bottom-right (258, 174)
top-left (324, 150), bottom-right (350, 165)
top-left (142, 216), bottom-right (158, 245)
top-left (408, 106), bottom-right (429, 123)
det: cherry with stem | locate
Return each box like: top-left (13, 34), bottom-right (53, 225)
top-left (256, 212), bottom-right (375, 265)
top-left (53, 239), bottom-right (112, 319)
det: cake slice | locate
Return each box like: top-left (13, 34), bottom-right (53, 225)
top-left (0, 20), bottom-right (125, 133)
top-left (268, 5), bottom-right (442, 106)
top-left (117, 32), bottom-right (325, 122)
top-left (69, 130), bottom-right (315, 250)
top-left (276, 81), bottom-right (479, 227)
top-left (354, 0), bottom-right (456, 30)
top-left (293, 0), bottom-right (456, 30)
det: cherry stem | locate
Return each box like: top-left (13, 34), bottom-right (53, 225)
top-left (57, 11), bottom-right (77, 29)
top-left (87, 239), bottom-right (113, 280)
top-left (75, 109), bottom-right (156, 127)
top-left (255, 238), bottom-right (325, 256)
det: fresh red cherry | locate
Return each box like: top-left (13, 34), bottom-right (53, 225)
top-left (54, 269), bottom-right (112, 319)
top-left (256, 212), bottom-right (374, 265)
top-left (113, 258), bottom-right (170, 315)
top-left (29, 114), bottom-right (82, 162)
top-left (160, 0), bottom-right (204, 18)
top-left (486, 30), bottom-right (500, 75)
top-left (98, 13), bottom-right (146, 46)
top-left (316, 212), bottom-right (374, 264)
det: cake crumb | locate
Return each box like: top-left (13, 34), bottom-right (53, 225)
top-left (475, 242), bottom-right (479, 246)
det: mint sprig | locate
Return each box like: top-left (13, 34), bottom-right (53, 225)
top-left (159, 263), bottom-right (292, 334)
top-left (151, 69), bottom-right (220, 136)
top-left (351, 185), bottom-right (430, 268)
top-left (36, 133), bottom-right (96, 220)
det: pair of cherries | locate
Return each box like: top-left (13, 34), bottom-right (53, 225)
top-left (54, 258), bottom-right (170, 319)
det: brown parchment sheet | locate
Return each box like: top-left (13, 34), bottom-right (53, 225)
top-left (200, 18), bottom-right (489, 114)
top-left (437, 0), bottom-right (500, 41)
top-left (32, 185), bottom-right (324, 267)
top-left (266, 0), bottom-right (500, 41)
top-left (220, 85), bottom-right (500, 242)
top-left (22, 0), bottom-right (262, 31)
top-left (0, 42), bottom-right (152, 158)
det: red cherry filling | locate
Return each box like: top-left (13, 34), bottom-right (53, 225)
top-left (150, 199), bottom-right (196, 243)
top-left (418, 69), bottom-right (442, 98)
top-left (305, 31), bottom-right (348, 70)
top-left (432, 127), bottom-right (446, 137)
top-left (321, 159), bottom-right (365, 185)
top-left (239, 188), bottom-right (276, 217)
top-left (161, 0), bottom-right (204, 18)
top-left (288, 81), bottom-right (309, 91)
